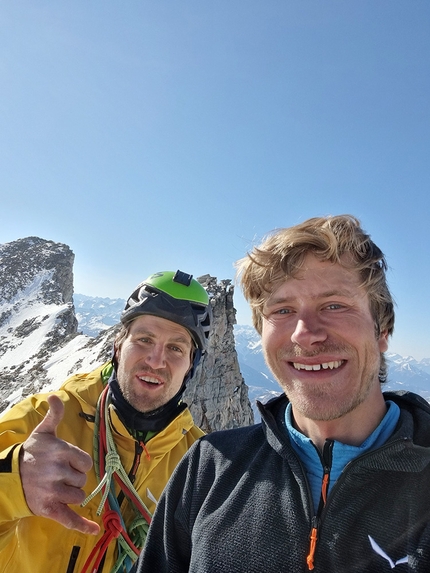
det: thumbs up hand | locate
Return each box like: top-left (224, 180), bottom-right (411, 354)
top-left (19, 395), bottom-right (100, 535)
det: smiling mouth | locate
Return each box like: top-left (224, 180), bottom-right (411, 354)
top-left (292, 360), bottom-right (344, 371)
top-left (138, 375), bottom-right (162, 385)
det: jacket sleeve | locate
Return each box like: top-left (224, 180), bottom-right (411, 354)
top-left (134, 440), bottom-right (204, 573)
top-left (0, 396), bottom-right (48, 550)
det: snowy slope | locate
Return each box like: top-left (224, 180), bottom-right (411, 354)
top-left (0, 270), bottom-right (69, 368)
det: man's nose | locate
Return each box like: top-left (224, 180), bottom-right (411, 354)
top-left (291, 313), bottom-right (327, 349)
top-left (144, 344), bottom-right (166, 369)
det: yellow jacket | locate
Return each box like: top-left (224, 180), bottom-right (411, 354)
top-left (0, 363), bottom-right (203, 573)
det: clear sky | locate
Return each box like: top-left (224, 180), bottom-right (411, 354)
top-left (0, 1), bottom-right (429, 359)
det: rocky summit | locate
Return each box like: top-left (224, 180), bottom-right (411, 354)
top-left (0, 237), bottom-right (78, 404)
top-left (0, 237), bottom-right (254, 430)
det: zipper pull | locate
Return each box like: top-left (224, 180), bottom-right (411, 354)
top-left (307, 517), bottom-right (319, 570)
top-left (129, 442), bottom-right (145, 484)
top-left (141, 441), bottom-right (151, 461)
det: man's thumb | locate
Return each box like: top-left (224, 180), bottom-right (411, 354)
top-left (35, 395), bottom-right (65, 436)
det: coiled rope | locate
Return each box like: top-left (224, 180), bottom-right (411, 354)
top-left (80, 385), bottom-right (152, 573)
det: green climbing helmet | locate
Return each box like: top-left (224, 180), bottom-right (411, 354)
top-left (121, 270), bottom-right (212, 351)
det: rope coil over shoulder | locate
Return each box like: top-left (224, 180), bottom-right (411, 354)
top-left (80, 386), bottom-right (152, 573)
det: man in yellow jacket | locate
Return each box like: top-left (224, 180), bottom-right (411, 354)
top-left (0, 270), bottom-right (212, 573)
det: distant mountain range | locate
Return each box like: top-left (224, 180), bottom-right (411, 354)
top-left (74, 294), bottom-right (125, 335)
top-left (74, 294), bottom-right (430, 420)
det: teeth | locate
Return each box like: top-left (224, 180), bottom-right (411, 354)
top-left (293, 360), bottom-right (343, 371)
top-left (139, 376), bottom-right (161, 385)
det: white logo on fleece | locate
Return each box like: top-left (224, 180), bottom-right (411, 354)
top-left (368, 536), bottom-right (408, 568)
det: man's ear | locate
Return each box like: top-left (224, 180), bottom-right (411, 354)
top-left (113, 342), bottom-right (121, 365)
top-left (185, 348), bottom-right (195, 375)
top-left (378, 329), bottom-right (389, 353)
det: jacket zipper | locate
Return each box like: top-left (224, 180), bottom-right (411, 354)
top-left (117, 440), bottom-right (148, 507)
top-left (306, 440), bottom-right (334, 571)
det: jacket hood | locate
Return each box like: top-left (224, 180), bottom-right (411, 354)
top-left (383, 390), bottom-right (430, 447)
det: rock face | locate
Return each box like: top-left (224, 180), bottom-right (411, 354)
top-left (185, 275), bottom-right (254, 432)
top-left (0, 237), bottom-right (254, 430)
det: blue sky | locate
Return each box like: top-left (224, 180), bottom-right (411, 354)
top-left (0, 1), bottom-right (429, 359)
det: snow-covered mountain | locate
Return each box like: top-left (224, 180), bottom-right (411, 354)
top-left (0, 238), bottom-right (105, 406)
top-left (74, 298), bottom-right (430, 421)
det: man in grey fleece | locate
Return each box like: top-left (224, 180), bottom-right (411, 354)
top-left (134, 215), bottom-right (430, 573)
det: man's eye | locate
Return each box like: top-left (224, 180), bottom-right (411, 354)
top-left (326, 304), bottom-right (342, 310)
top-left (275, 308), bottom-right (291, 315)
top-left (170, 346), bottom-right (183, 353)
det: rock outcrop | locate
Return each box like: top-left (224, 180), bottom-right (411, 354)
top-left (0, 237), bottom-right (254, 430)
top-left (185, 275), bottom-right (254, 432)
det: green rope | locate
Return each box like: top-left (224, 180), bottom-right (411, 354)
top-left (82, 448), bottom-right (123, 515)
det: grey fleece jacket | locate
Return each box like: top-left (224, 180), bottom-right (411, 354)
top-left (135, 391), bottom-right (430, 573)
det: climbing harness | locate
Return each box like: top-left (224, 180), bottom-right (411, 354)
top-left (80, 385), bottom-right (152, 573)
